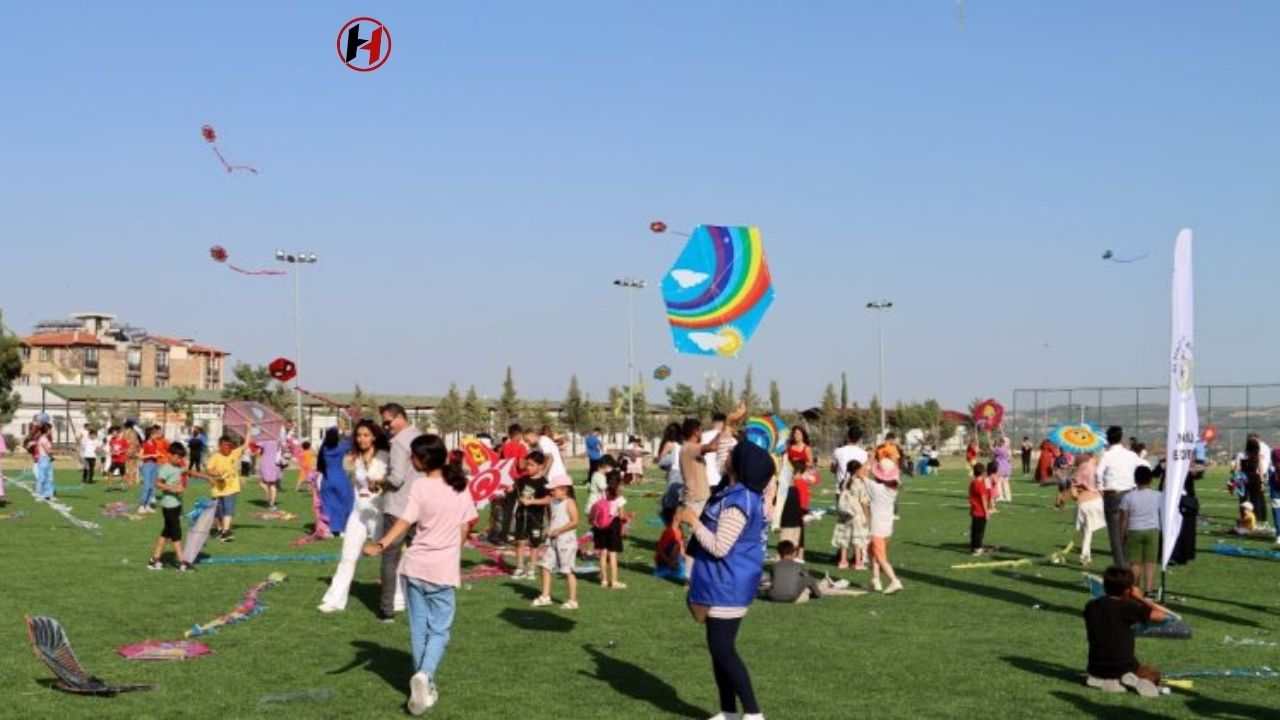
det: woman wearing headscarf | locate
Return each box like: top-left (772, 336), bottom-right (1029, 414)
top-left (679, 440), bottom-right (774, 720)
top-left (317, 426), bottom-right (355, 537)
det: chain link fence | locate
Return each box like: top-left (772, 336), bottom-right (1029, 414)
top-left (1010, 384), bottom-right (1280, 461)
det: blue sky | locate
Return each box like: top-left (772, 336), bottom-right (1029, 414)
top-left (2, 2), bottom-right (1278, 410)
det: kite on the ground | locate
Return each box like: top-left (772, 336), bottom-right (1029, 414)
top-left (116, 640), bottom-right (212, 661)
top-left (663, 225), bottom-right (775, 357)
top-left (184, 573), bottom-right (287, 638)
top-left (972, 399), bottom-right (1004, 432)
top-left (1102, 249), bottom-right (1149, 263)
top-left (25, 616), bottom-right (154, 696)
top-left (1048, 422), bottom-right (1106, 454)
top-left (653, 365), bottom-right (671, 381)
top-left (209, 245), bottom-right (285, 276)
top-left (201, 124), bottom-right (258, 175)
top-left (744, 414), bottom-right (789, 455)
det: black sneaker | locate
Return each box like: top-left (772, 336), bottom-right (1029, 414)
top-left (377, 611), bottom-right (396, 624)
top-left (147, 559), bottom-right (164, 571)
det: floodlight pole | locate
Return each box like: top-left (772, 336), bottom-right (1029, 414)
top-left (277, 250), bottom-right (319, 439)
top-left (867, 300), bottom-right (893, 439)
top-left (614, 278), bottom-right (646, 437)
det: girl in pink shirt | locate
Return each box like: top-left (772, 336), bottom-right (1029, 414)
top-left (364, 434), bottom-right (477, 717)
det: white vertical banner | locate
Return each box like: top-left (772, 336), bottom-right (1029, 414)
top-left (1162, 229), bottom-right (1198, 570)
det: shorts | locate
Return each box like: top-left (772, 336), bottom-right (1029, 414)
top-left (539, 534), bottom-right (578, 574)
top-left (108, 462), bottom-right (125, 477)
top-left (513, 507), bottom-right (545, 547)
top-left (1126, 528), bottom-right (1159, 564)
top-left (161, 506), bottom-right (183, 540)
top-left (215, 494), bottom-right (237, 519)
top-left (592, 518), bottom-right (624, 553)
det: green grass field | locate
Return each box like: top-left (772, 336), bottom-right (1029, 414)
top-left (1, 461), bottom-right (1277, 719)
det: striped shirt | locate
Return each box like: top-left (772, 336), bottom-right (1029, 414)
top-left (693, 507), bottom-right (750, 619)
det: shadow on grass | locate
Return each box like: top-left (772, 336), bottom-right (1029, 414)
top-left (904, 541), bottom-right (1042, 558)
top-left (1174, 590), bottom-right (1278, 617)
top-left (498, 608), bottom-right (576, 633)
top-left (503, 580), bottom-right (541, 601)
top-left (329, 640), bottom-right (411, 693)
top-left (1050, 690), bottom-right (1170, 719)
top-left (578, 644), bottom-right (704, 718)
top-left (992, 570), bottom-right (1265, 629)
top-left (894, 567), bottom-right (1076, 618)
top-left (1001, 655), bottom-right (1082, 685)
top-left (1185, 691), bottom-right (1278, 718)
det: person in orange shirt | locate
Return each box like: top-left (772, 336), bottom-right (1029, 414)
top-left (294, 441), bottom-right (316, 492)
top-left (874, 433), bottom-right (902, 464)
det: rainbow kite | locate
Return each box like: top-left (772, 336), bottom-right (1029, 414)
top-left (663, 225), bottom-right (774, 357)
top-left (744, 414), bottom-right (789, 455)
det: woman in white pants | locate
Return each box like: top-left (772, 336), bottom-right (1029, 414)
top-left (319, 419), bottom-right (401, 613)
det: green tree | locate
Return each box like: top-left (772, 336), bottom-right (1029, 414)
top-left (631, 386), bottom-right (659, 442)
top-left (769, 379), bottom-right (782, 416)
top-left (498, 366), bottom-right (522, 430)
top-left (222, 363), bottom-right (290, 414)
top-left (524, 400), bottom-right (556, 434)
top-left (349, 384), bottom-right (380, 421)
top-left (106, 398), bottom-right (126, 426)
top-left (167, 385), bottom-right (197, 430)
top-left (868, 396), bottom-right (884, 437)
top-left (708, 380), bottom-right (736, 416)
top-left (840, 372), bottom-right (849, 413)
top-left (435, 383), bottom-right (464, 443)
top-left (82, 400), bottom-right (106, 432)
top-left (665, 383), bottom-right (698, 419)
top-left (560, 375), bottom-right (589, 453)
top-left (462, 385), bottom-right (488, 435)
top-left (818, 383), bottom-right (839, 449)
top-left (0, 332), bottom-right (22, 425)
top-left (739, 366), bottom-right (761, 417)
top-left (602, 388), bottom-right (626, 436)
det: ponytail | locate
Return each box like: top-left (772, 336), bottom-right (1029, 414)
top-left (411, 434), bottom-right (469, 494)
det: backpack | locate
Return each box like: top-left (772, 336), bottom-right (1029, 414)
top-left (589, 497), bottom-right (617, 530)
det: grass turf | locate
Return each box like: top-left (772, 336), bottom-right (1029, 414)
top-left (1, 462), bottom-right (1278, 719)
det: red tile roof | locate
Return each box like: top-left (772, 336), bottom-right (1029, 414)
top-left (148, 335), bottom-right (228, 355)
top-left (21, 332), bottom-right (114, 348)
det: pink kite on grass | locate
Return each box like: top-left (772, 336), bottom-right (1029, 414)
top-left (117, 640), bottom-right (212, 661)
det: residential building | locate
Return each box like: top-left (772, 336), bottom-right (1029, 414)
top-left (18, 312), bottom-right (227, 390)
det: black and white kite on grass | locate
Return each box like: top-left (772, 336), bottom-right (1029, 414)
top-left (24, 616), bottom-right (155, 696)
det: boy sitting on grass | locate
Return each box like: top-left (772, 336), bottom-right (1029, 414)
top-left (653, 506), bottom-right (687, 583)
top-left (762, 540), bottom-right (822, 603)
top-left (1083, 565), bottom-right (1167, 697)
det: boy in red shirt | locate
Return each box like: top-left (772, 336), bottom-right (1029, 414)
top-left (969, 463), bottom-right (992, 555)
top-left (653, 506), bottom-right (687, 582)
top-left (495, 424), bottom-right (529, 543)
top-left (107, 426), bottom-right (129, 492)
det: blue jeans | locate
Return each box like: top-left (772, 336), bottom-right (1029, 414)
top-left (405, 577), bottom-right (456, 677)
top-left (139, 462), bottom-right (158, 507)
top-left (35, 457), bottom-right (54, 498)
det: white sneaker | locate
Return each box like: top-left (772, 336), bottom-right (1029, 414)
top-left (407, 671), bottom-right (431, 715)
top-left (883, 580), bottom-right (904, 595)
top-left (872, 578), bottom-right (883, 592)
top-left (561, 600), bottom-right (579, 610)
top-left (743, 714), bottom-right (765, 720)
top-left (707, 713), bottom-right (740, 720)
top-left (1087, 675), bottom-right (1126, 693)
top-left (531, 595), bottom-right (552, 608)
top-left (317, 603), bottom-right (342, 614)
top-left (1120, 672), bottom-right (1159, 698)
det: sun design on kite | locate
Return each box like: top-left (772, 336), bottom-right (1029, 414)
top-left (715, 326), bottom-right (745, 357)
top-left (1061, 427), bottom-right (1098, 447)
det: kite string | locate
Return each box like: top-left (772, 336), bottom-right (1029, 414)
top-left (211, 145), bottom-right (259, 175)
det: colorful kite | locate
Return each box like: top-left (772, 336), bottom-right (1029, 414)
top-left (25, 616), bottom-right (154, 696)
top-left (468, 458), bottom-right (519, 509)
top-left (972, 399), bottom-right (1004, 432)
top-left (1102, 249), bottom-right (1149, 263)
top-left (459, 437), bottom-right (498, 475)
top-left (653, 365), bottom-right (671, 381)
top-left (663, 225), bottom-right (775, 357)
top-left (209, 245), bottom-right (285, 276)
top-left (116, 640), bottom-right (212, 661)
top-left (184, 573), bottom-right (287, 638)
top-left (744, 414), bottom-right (789, 455)
top-left (1202, 425), bottom-right (1219, 444)
top-left (1048, 422), bottom-right (1106, 455)
top-left (201, 124), bottom-right (258, 175)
